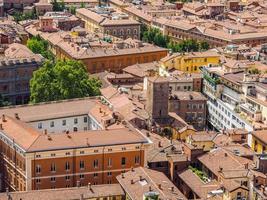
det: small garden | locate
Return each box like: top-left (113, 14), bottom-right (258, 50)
top-left (189, 165), bottom-right (209, 182)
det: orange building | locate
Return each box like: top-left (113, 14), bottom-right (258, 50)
top-left (0, 115), bottom-right (150, 192)
top-left (26, 25), bottom-right (168, 73)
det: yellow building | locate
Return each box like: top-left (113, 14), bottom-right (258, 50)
top-left (159, 50), bottom-right (220, 75)
top-left (172, 126), bottom-right (196, 141)
top-left (186, 131), bottom-right (216, 151)
top-left (251, 130), bottom-right (267, 154)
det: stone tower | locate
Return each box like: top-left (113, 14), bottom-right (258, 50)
top-left (146, 76), bottom-right (169, 123)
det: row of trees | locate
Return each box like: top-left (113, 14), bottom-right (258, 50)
top-left (142, 27), bottom-right (210, 52)
top-left (13, 10), bottom-right (37, 22)
top-left (51, 0), bottom-right (85, 14)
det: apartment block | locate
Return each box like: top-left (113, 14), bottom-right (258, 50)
top-left (169, 91), bottom-right (207, 131)
top-left (25, 24), bottom-right (167, 73)
top-left (0, 43), bottom-right (44, 105)
top-left (76, 8), bottom-right (141, 40)
top-left (159, 50), bottom-right (220, 74)
top-left (0, 97), bottom-right (153, 192)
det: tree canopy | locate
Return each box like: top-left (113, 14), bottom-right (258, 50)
top-left (30, 60), bottom-right (102, 103)
top-left (27, 35), bottom-right (54, 60)
top-left (142, 27), bottom-right (210, 52)
top-left (13, 10), bottom-right (37, 22)
top-left (167, 39), bottom-right (210, 53)
top-left (51, 0), bottom-right (66, 11)
top-left (142, 27), bottom-right (169, 48)
top-left (0, 94), bottom-right (11, 107)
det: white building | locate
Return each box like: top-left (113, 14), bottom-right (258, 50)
top-left (0, 97), bottom-right (115, 134)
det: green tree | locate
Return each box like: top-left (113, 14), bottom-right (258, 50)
top-left (142, 27), bottom-right (169, 48)
top-left (30, 60), bottom-right (102, 103)
top-left (80, 2), bottom-right (85, 8)
top-left (167, 39), bottom-right (210, 53)
top-left (0, 94), bottom-right (11, 107)
top-left (51, 0), bottom-right (65, 11)
top-left (69, 6), bottom-right (76, 14)
top-left (248, 68), bottom-right (261, 74)
top-left (27, 35), bottom-right (54, 60)
top-left (199, 41), bottom-right (210, 51)
top-left (13, 10), bottom-right (37, 22)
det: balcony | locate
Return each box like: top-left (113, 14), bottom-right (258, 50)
top-left (239, 103), bottom-right (262, 122)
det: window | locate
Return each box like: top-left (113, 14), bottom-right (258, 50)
top-left (50, 177), bottom-right (56, 182)
top-left (93, 160), bottom-right (98, 168)
top-left (51, 153), bottom-right (56, 157)
top-left (51, 163), bottom-right (56, 172)
top-left (50, 121), bottom-right (54, 127)
top-left (38, 123), bottom-right (42, 129)
top-left (108, 158), bottom-right (112, 167)
top-left (74, 118), bottom-right (78, 124)
top-left (36, 178), bottom-right (41, 184)
top-left (65, 152), bottom-right (70, 155)
top-left (107, 171), bottom-right (112, 176)
top-left (65, 175), bottom-right (70, 180)
top-left (107, 180), bottom-right (112, 184)
top-left (135, 156), bottom-right (140, 164)
top-left (62, 120), bottom-right (66, 126)
top-left (121, 157), bottom-right (126, 166)
top-left (36, 165), bottom-right (41, 174)
top-left (65, 161), bottom-right (70, 171)
top-left (80, 151), bottom-right (84, 154)
top-left (36, 154), bottom-right (41, 158)
top-left (80, 174), bottom-right (85, 179)
top-left (93, 173), bottom-right (98, 178)
top-left (73, 127), bottom-right (78, 132)
top-left (84, 117), bottom-right (88, 123)
top-left (80, 160), bottom-right (85, 169)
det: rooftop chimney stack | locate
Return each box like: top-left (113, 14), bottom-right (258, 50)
top-left (15, 113), bottom-right (19, 120)
top-left (2, 114), bottom-right (6, 122)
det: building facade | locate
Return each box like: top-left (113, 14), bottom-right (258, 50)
top-left (0, 43), bottom-right (44, 105)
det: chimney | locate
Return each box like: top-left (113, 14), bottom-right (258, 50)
top-left (14, 113), bottom-right (19, 120)
top-left (88, 183), bottom-right (92, 191)
top-left (139, 176), bottom-right (143, 181)
top-left (171, 186), bottom-right (174, 192)
top-left (2, 114), bottom-right (6, 122)
top-left (158, 184), bottom-right (162, 190)
top-left (244, 163), bottom-right (249, 169)
top-left (131, 179), bottom-right (134, 184)
top-left (76, 181), bottom-right (80, 187)
top-left (80, 194), bottom-right (84, 200)
top-left (0, 123), bottom-right (3, 130)
top-left (146, 132), bottom-right (150, 137)
top-left (224, 153), bottom-right (228, 157)
top-left (44, 129), bottom-right (48, 135)
top-left (219, 167), bottom-right (223, 172)
top-left (260, 185), bottom-right (265, 193)
top-left (149, 186), bottom-right (152, 191)
top-left (158, 141), bottom-right (162, 147)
